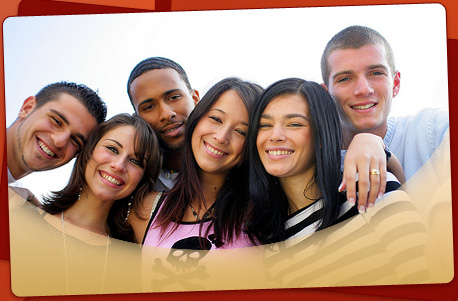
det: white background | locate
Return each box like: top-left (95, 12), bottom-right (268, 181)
top-left (3, 4), bottom-right (449, 199)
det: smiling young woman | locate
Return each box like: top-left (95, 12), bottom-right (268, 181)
top-left (141, 77), bottom-right (263, 250)
top-left (246, 78), bottom-right (401, 244)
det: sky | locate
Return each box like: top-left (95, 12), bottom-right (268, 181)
top-left (3, 3), bottom-right (449, 199)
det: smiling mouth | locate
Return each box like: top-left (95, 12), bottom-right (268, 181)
top-left (205, 142), bottom-right (227, 156)
top-left (351, 103), bottom-right (376, 110)
top-left (38, 139), bottom-right (56, 157)
top-left (161, 122), bottom-right (183, 134)
top-left (267, 150), bottom-right (294, 156)
top-left (100, 171), bottom-right (123, 186)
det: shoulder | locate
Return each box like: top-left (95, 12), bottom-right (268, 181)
top-left (392, 108), bottom-right (448, 129)
top-left (131, 191), bottom-right (162, 221)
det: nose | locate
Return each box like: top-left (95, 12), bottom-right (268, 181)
top-left (269, 126), bottom-right (286, 142)
top-left (158, 103), bottom-right (176, 123)
top-left (213, 127), bottom-right (230, 145)
top-left (51, 130), bottom-right (71, 148)
top-left (353, 76), bottom-right (374, 97)
top-left (111, 156), bottom-right (127, 173)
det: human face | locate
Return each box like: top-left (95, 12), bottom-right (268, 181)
top-left (85, 125), bottom-right (145, 202)
top-left (191, 90), bottom-right (249, 178)
top-left (14, 94), bottom-right (97, 176)
top-left (257, 94), bottom-right (315, 179)
top-left (326, 44), bottom-right (400, 137)
top-left (129, 68), bottom-right (198, 152)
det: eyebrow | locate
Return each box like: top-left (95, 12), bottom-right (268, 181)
top-left (138, 89), bottom-right (183, 107)
top-left (210, 108), bottom-right (249, 126)
top-left (261, 113), bottom-right (309, 121)
top-left (332, 64), bottom-right (389, 81)
top-left (50, 109), bottom-right (86, 144)
top-left (106, 138), bottom-right (123, 148)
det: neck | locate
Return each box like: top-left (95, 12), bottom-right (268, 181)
top-left (341, 122), bottom-right (387, 149)
top-left (162, 150), bottom-right (182, 171)
top-left (62, 191), bottom-right (113, 236)
top-left (279, 170), bottom-right (321, 214)
top-left (191, 171), bottom-right (227, 210)
top-left (7, 124), bottom-right (29, 180)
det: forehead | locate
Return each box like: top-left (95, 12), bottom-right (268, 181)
top-left (210, 90), bottom-right (248, 119)
top-left (328, 44), bottom-right (389, 75)
top-left (264, 94), bottom-right (309, 115)
top-left (130, 68), bottom-right (189, 100)
top-left (100, 124), bottom-right (136, 143)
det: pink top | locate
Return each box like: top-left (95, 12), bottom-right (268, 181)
top-left (142, 197), bottom-right (254, 250)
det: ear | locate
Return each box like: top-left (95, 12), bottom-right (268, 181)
top-left (191, 89), bottom-right (200, 105)
top-left (320, 83), bottom-right (329, 92)
top-left (18, 96), bottom-right (37, 119)
top-left (392, 71), bottom-right (401, 98)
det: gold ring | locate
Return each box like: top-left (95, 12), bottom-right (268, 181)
top-left (370, 169), bottom-right (380, 175)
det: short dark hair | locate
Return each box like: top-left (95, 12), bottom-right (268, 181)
top-left (35, 81), bottom-right (107, 124)
top-left (246, 78), bottom-right (344, 244)
top-left (126, 57), bottom-right (193, 108)
top-left (321, 25), bottom-right (396, 86)
top-left (42, 113), bottom-right (162, 242)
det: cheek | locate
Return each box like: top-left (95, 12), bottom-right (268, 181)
top-left (64, 145), bottom-right (80, 160)
top-left (175, 99), bottom-right (194, 117)
top-left (256, 133), bottom-right (267, 155)
top-left (129, 168), bottom-right (145, 187)
top-left (231, 138), bottom-right (246, 162)
top-left (139, 113), bottom-right (159, 129)
top-left (190, 126), bottom-right (203, 154)
top-left (84, 159), bottom-right (96, 181)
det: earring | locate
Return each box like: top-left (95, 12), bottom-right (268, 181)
top-left (123, 196), bottom-right (134, 223)
top-left (77, 187), bottom-right (82, 200)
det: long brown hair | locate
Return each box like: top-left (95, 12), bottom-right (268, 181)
top-left (42, 113), bottom-right (162, 242)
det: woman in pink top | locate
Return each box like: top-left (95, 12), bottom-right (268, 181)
top-left (142, 77), bottom-right (263, 250)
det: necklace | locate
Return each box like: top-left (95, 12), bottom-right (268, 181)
top-left (189, 203), bottom-right (214, 221)
top-left (61, 211), bottom-right (110, 294)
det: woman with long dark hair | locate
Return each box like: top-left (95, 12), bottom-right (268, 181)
top-left (246, 78), bottom-right (400, 244)
top-left (141, 77), bottom-right (263, 249)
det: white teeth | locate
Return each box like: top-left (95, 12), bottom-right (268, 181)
top-left (206, 143), bottom-right (225, 156)
top-left (101, 172), bottom-right (122, 186)
top-left (268, 150), bottom-right (293, 156)
top-left (38, 140), bottom-right (55, 157)
top-left (352, 103), bottom-right (375, 110)
top-left (163, 124), bottom-right (181, 134)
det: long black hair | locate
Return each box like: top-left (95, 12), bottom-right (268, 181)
top-left (245, 78), bottom-right (344, 244)
top-left (154, 77), bottom-right (263, 246)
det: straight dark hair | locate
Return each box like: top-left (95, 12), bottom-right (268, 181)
top-left (153, 77), bottom-right (263, 246)
top-left (42, 113), bottom-right (162, 242)
top-left (245, 78), bottom-right (344, 244)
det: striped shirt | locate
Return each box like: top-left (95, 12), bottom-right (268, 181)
top-left (263, 172), bottom-right (432, 288)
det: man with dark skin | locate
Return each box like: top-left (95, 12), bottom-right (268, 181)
top-left (127, 57), bottom-right (199, 192)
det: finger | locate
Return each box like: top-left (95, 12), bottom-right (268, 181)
top-left (342, 163), bottom-right (357, 207)
top-left (357, 167), bottom-right (370, 213)
top-left (338, 177), bottom-right (346, 192)
top-left (367, 166), bottom-right (381, 209)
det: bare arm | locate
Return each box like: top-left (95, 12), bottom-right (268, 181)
top-left (127, 191), bottom-right (161, 244)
